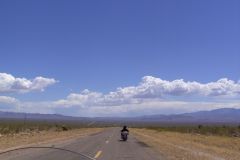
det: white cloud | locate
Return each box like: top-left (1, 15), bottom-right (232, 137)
top-left (55, 76), bottom-right (240, 108)
top-left (1, 95), bottom-right (239, 117)
top-left (135, 76), bottom-right (240, 97)
top-left (80, 100), bottom-right (240, 117)
top-left (1, 76), bottom-right (240, 116)
top-left (0, 73), bottom-right (57, 93)
top-left (0, 96), bottom-right (19, 104)
top-left (54, 89), bottom-right (141, 108)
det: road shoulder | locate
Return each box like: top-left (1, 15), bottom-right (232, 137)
top-left (132, 128), bottom-right (240, 160)
top-left (0, 128), bottom-right (104, 152)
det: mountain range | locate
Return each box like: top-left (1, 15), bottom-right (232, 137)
top-left (0, 108), bottom-right (240, 124)
top-left (136, 108), bottom-right (240, 123)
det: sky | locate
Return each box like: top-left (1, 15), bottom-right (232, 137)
top-left (0, 0), bottom-right (240, 117)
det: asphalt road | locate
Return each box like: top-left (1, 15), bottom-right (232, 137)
top-left (0, 128), bottom-right (163, 160)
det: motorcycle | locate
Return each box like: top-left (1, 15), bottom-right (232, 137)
top-left (121, 131), bottom-right (129, 141)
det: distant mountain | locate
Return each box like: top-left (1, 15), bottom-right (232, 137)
top-left (137, 108), bottom-right (240, 123)
top-left (0, 108), bottom-right (240, 124)
top-left (0, 111), bottom-right (89, 121)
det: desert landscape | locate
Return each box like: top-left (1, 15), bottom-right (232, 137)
top-left (1, 0), bottom-right (239, 159)
top-left (1, 115), bottom-right (240, 160)
top-left (133, 128), bottom-right (240, 160)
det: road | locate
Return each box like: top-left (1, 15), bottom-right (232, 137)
top-left (0, 128), bottom-right (163, 160)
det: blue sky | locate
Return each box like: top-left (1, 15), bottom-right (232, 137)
top-left (0, 0), bottom-right (240, 116)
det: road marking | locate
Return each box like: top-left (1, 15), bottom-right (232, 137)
top-left (94, 150), bottom-right (102, 159)
top-left (105, 140), bottom-right (109, 144)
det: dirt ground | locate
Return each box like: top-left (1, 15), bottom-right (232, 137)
top-left (132, 128), bottom-right (240, 160)
top-left (0, 128), bottom-right (103, 152)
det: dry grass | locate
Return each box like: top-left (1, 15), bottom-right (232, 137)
top-left (132, 128), bottom-right (240, 160)
top-left (0, 128), bottom-right (103, 151)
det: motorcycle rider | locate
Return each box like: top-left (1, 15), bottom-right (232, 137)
top-left (121, 125), bottom-right (129, 141)
top-left (121, 125), bottom-right (129, 133)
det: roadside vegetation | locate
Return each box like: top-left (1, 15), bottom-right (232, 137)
top-left (145, 125), bottom-right (240, 137)
top-left (133, 128), bottom-right (240, 160)
top-left (0, 118), bottom-right (101, 135)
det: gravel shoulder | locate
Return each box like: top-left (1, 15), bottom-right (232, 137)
top-left (0, 128), bottom-right (104, 152)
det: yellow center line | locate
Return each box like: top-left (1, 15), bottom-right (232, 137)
top-left (94, 150), bottom-right (102, 159)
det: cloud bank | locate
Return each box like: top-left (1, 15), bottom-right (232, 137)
top-left (0, 75), bottom-right (240, 116)
top-left (0, 96), bottom-right (19, 104)
top-left (0, 73), bottom-right (57, 93)
top-left (55, 76), bottom-right (240, 108)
